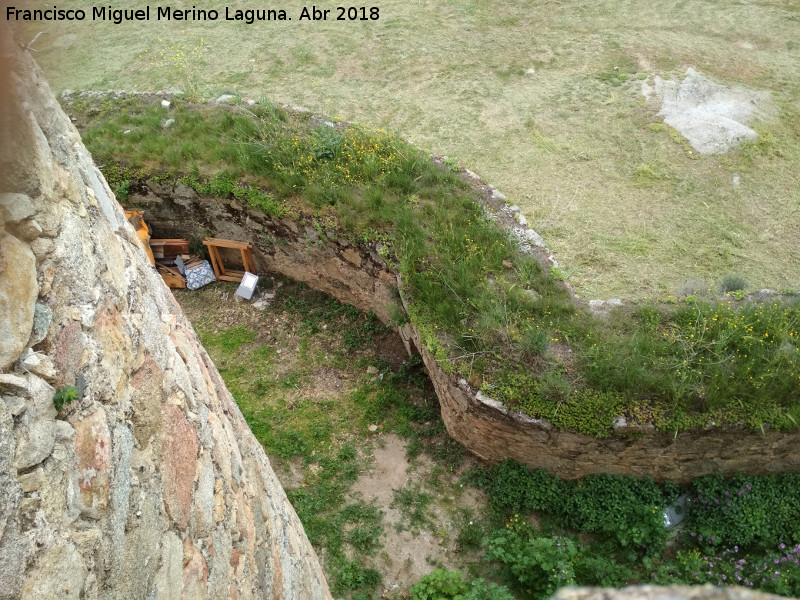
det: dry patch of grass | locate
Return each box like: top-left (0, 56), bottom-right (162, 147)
top-left (25, 0), bottom-right (800, 298)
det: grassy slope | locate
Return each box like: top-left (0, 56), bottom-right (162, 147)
top-left (68, 95), bottom-right (800, 435)
top-left (23, 0), bottom-right (800, 298)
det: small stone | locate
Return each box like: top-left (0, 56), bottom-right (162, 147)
top-left (18, 467), bottom-right (44, 492)
top-left (0, 374), bottom-right (30, 396)
top-left (612, 416), bottom-right (627, 430)
top-left (123, 129), bottom-right (131, 135)
top-left (3, 395), bottom-right (26, 416)
top-left (491, 189), bottom-right (506, 201)
top-left (502, 260), bottom-right (513, 269)
top-left (14, 219), bottom-right (43, 240)
top-left (524, 289), bottom-right (540, 301)
top-left (215, 94), bottom-right (236, 104)
top-left (162, 118), bottom-right (175, 128)
top-left (607, 298), bottom-right (623, 307)
top-left (304, 226), bottom-right (320, 243)
top-left (516, 213), bottom-right (528, 227)
top-left (172, 182), bottom-right (197, 206)
top-left (0, 193), bottom-right (36, 224)
top-left (368, 424), bottom-right (378, 432)
top-left (732, 173), bottom-right (741, 186)
top-left (525, 229), bottom-right (546, 248)
top-left (21, 352), bottom-right (57, 381)
top-left (161, 99), bottom-right (171, 109)
top-left (30, 303), bottom-right (52, 346)
top-left (366, 366), bottom-right (379, 375)
top-left (508, 205), bottom-right (521, 213)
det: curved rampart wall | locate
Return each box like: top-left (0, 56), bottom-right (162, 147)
top-left (125, 182), bottom-right (800, 484)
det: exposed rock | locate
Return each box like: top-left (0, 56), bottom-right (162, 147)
top-left (18, 467), bottom-right (44, 493)
top-left (0, 232), bottom-right (37, 370)
top-left (643, 68), bottom-right (773, 154)
top-left (0, 192), bottom-right (36, 223)
top-left (3, 395), bottom-right (26, 416)
top-left (0, 374), bottom-right (30, 396)
top-left (73, 407), bottom-right (111, 515)
top-left (20, 351), bottom-right (57, 381)
top-left (14, 218), bottom-right (42, 240)
top-left (342, 247), bottom-right (363, 267)
top-left (20, 543), bottom-right (88, 600)
top-left (14, 417), bottom-right (56, 471)
top-left (162, 404), bottom-right (199, 530)
top-left (172, 181), bottom-right (198, 205)
top-left (215, 94), bottom-right (236, 104)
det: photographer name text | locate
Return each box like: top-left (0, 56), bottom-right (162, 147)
top-left (6, 5), bottom-right (380, 25)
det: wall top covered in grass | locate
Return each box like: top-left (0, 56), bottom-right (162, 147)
top-left (63, 92), bottom-right (800, 475)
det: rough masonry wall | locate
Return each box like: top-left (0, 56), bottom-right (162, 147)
top-left (0, 29), bottom-right (330, 600)
top-left (126, 183), bottom-right (400, 324)
top-left (399, 324), bottom-right (800, 483)
top-left (123, 166), bottom-right (800, 484)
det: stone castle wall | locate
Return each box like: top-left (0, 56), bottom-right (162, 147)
top-left (0, 28), bottom-right (330, 600)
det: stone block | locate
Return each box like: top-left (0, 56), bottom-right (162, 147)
top-left (0, 193), bottom-right (36, 224)
top-left (73, 407), bottom-right (111, 514)
top-left (14, 419), bottom-right (56, 470)
top-left (0, 233), bottom-right (37, 370)
top-left (162, 404), bottom-right (199, 530)
top-left (20, 543), bottom-right (87, 600)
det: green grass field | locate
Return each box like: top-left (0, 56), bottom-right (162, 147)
top-left (21, 0), bottom-right (800, 299)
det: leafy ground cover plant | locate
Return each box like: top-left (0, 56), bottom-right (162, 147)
top-left (653, 545), bottom-right (800, 596)
top-left (409, 569), bottom-right (514, 600)
top-left (683, 472), bottom-right (800, 551)
top-left (471, 460), bottom-right (678, 556)
top-left (484, 522), bottom-right (577, 600)
top-left (458, 460), bottom-right (800, 598)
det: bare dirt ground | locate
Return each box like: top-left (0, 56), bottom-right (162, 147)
top-left (351, 434), bottom-right (486, 595)
top-left (176, 278), bottom-right (489, 596)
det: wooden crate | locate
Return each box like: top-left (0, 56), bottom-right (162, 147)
top-left (202, 238), bottom-right (256, 283)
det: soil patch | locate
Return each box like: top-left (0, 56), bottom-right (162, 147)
top-left (352, 434), bottom-right (486, 596)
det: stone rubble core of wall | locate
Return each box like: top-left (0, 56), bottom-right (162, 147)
top-left (0, 27), bottom-right (331, 600)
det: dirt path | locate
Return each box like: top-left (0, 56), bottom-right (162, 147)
top-left (352, 433), bottom-right (486, 595)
